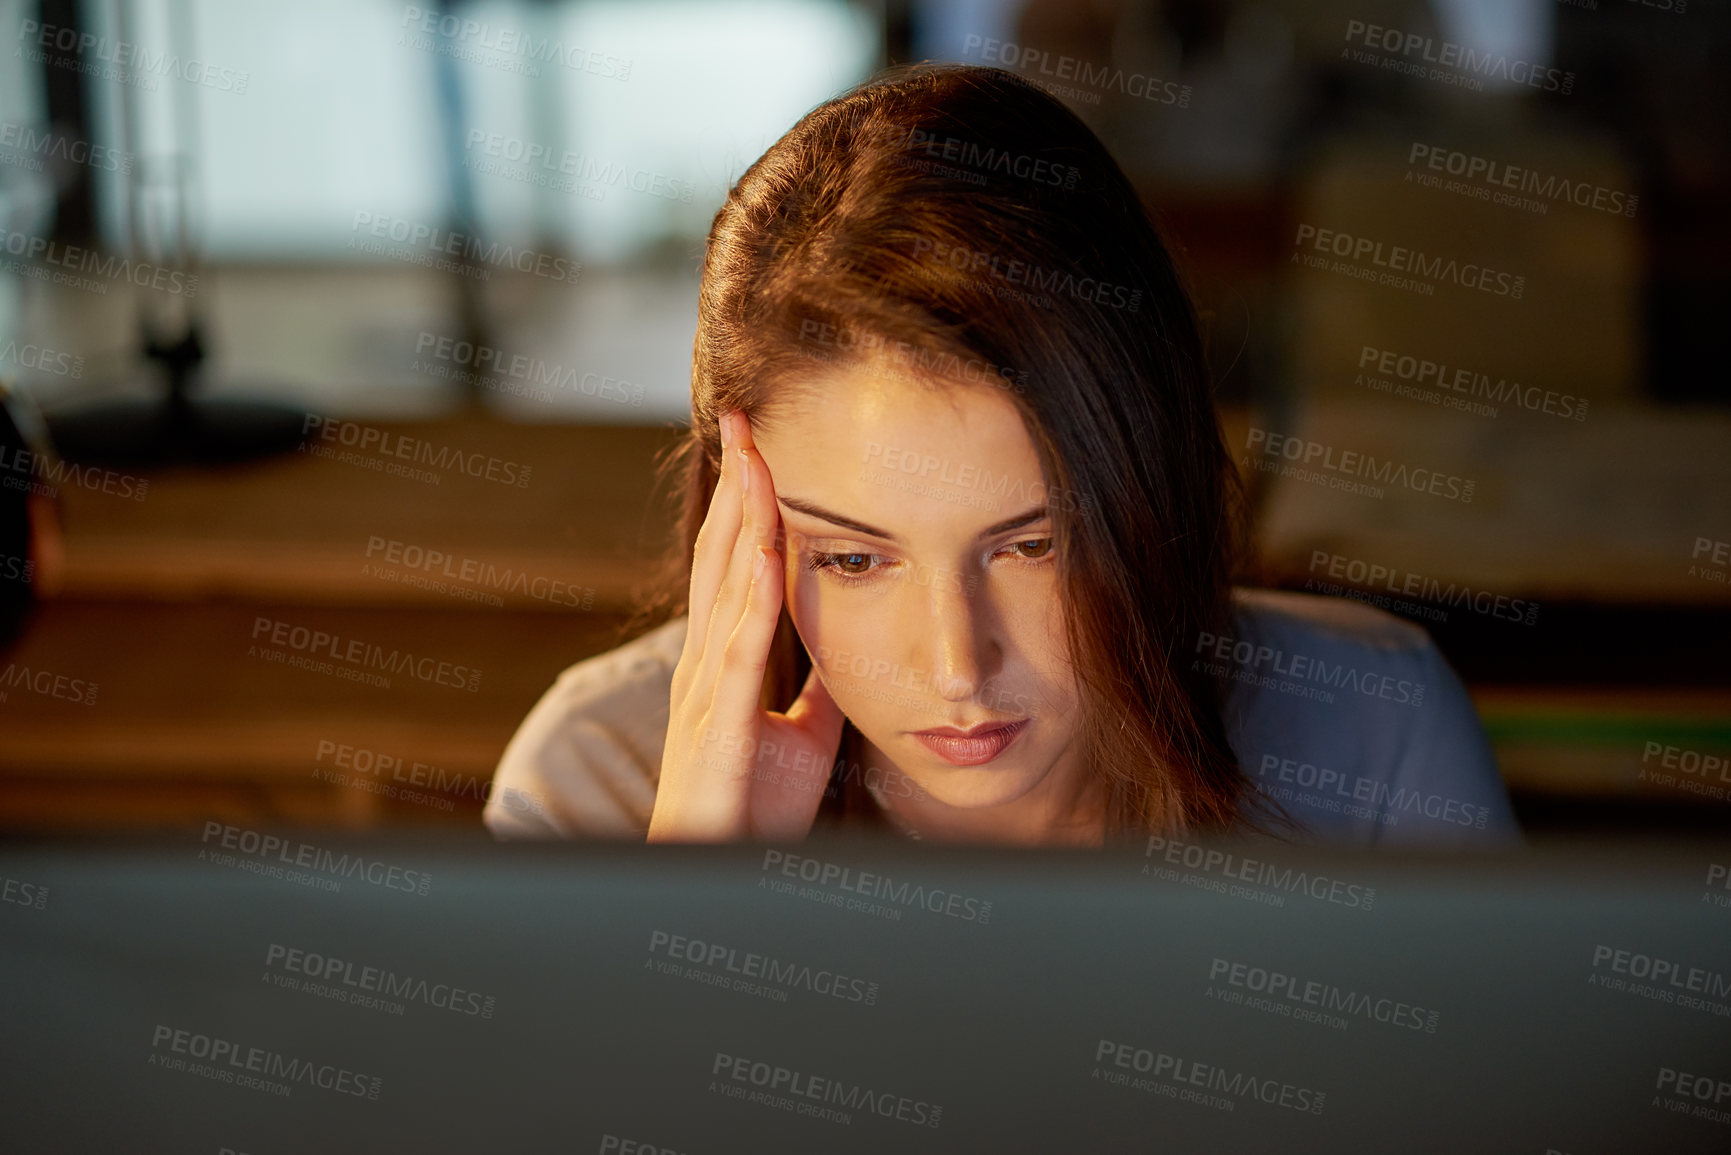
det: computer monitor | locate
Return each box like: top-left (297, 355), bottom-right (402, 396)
top-left (3, 829), bottom-right (1727, 1153)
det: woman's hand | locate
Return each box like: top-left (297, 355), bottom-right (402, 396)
top-left (647, 410), bottom-right (848, 842)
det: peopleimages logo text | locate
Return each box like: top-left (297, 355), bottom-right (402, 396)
top-left (250, 616), bottom-right (482, 692)
top-left (1094, 1039), bottom-right (1326, 1113)
top-left (1294, 224), bottom-right (1524, 299)
top-left (200, 822), bottom-right (432, 895)
top-left (301, 415), bottom-right (532, 488)
top-left (1, 437), bottom-right (147, 502)
top-left (149, 1025), bottom-right (380, 1098)
top-left (1343, 19), bottom-right (1575, 94)
top-left (894, 125), bottom-right (1081, 189)
top-left (413, 333), bottom-right (643, 406)
top-left (265, 943), bottom-right (496, 1017)
top-left (648, 930), bottom-right (880, 1005)
top-left (19, 20), bottom-right (251, 93)
top-left (350, 212), bottom-right (581, 283)
top-left (0, 661), bottom-right (99, 705)
top-left (1196, 625), bottom-right (1428, 707)
top-left (1307, 548), bottom-right (1541, 626)
top-left (1408, 143), bottom-right (1636, 218)
top-left (912, 236), bottom-right (1144, 312)
top-left (760, 850), bottom-right (992, 923)
top-left (962, 35), bottom-right (1191, 107)
top-left (712, 1052), bottom-right (942, 1128)
top-left (463, 130), bottom-right (694, 203)
top-left (1255, 754), bottom-right (1492, 829)
top-left (400, 6), bottom-right (631, 79)
top-left (1357, 344), bottom-right (1587, 422)
top-left (1143, 836), bottom-right (1377, 910)
top-left (1244, 428), bottom-right (1474, 505)
top-left (0, 120), bottom-right (132, 173)
top-left (0, 338), bottom-right (83, 379)
top-left (0, 225), bottom-right (197, 298)
top-left (363, 536), bottom-right (595, 609)
top-left (1208, 956), bottom-right (1441, 1032)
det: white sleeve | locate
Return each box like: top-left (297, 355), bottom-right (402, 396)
top-left (483, 619), bottom-right (686, 840)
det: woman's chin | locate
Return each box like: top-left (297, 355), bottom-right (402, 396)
top-left (898, 762), bottom-right (1048, 811)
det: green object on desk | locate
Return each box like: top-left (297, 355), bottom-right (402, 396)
top-left (1481, 713), bottom-right (1731, 750)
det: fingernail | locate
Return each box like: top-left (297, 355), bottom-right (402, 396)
top-left (720, 410), bottom-right (733, 449)
top-left (738, 447), bottom-right (750, 492)
top-left (755, 547), bottom-right (768, 576)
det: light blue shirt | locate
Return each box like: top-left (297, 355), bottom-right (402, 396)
top-left (1214, 589), bottom-right (1521, 848)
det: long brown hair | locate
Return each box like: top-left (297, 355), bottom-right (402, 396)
top-left (627, 62), bottom-right (1272, 840)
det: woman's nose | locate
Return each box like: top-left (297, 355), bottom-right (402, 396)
top-left (919, 569), bottom-right (995, 703)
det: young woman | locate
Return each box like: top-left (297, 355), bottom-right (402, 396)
top-left (484, 63), bottom-right (1519, 850)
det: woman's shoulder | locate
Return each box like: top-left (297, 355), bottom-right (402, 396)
top-left (1228, 586), bottom-right (1435, 657)
top-left (1219, 587), bottom-right (1445, 711)
top-left (1219, 588), bottom-right (1521, 848)
top-left (482, 617), bottom-right (687, 839)
top-left (550, 616), bottom-right (688, 697)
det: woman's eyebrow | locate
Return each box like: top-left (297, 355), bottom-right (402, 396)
top-left (776, 497), bottom-right (1049, 543)
top-left (776, 497), bottom-right (899, 541)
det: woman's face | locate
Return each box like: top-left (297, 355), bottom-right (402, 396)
top-left (751, 362), bottom-right (1084, 814)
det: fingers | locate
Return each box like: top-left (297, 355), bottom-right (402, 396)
top-left (730, 413), bottom-right (791, 572)
top-left (732, 407), bottom-right (757, 454)
top-left (709, 544), bottom-right (785, 731)
top-left (696, 417), bottom-right (781, 685)
top-left (681, 410), bottom-right (743, 673)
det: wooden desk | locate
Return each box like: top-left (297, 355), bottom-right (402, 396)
top-left (1, 418), bottom-right (683, 828)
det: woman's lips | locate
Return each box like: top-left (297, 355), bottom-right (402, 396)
top-left (911, 720), bottom-right (1030, 766)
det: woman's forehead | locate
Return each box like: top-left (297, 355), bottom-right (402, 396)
top-left (755, 365), bottom-right (1051, 544)
top-left (757, 362), bottom-right (1029, 457)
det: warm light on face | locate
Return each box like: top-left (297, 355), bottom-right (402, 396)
top-left (751, 362), bottom-right (1083, 811)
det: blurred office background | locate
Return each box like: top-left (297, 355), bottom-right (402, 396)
top-left (0, 0), bottom-right (1725, 832)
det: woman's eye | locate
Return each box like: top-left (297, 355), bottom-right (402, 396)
top-left (808, 551), bottom-right (883, 579)
top-left (1007, 538), bottom-right (1054, 560)
top-left (808, 540), bottom-right (1051, 582)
